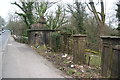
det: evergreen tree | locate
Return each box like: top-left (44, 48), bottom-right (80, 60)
top-left (116, 1), bottom-right (120, 36)
top-left (0, 16), bottom-right (5, 27)
top-left (67, 0), bottom-right (87, 34)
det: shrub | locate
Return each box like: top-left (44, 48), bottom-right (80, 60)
top-left (13, 35), bottom-right (28, 44)
top-left (50, 32), bottom-right (62, 52)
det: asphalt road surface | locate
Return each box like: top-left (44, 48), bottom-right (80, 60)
top-left (0, 30), bottom-right (11, 79)
top-left (2, 32), bottom-right (69, 78)
top-left (0, 33), bottom-right (2, 79)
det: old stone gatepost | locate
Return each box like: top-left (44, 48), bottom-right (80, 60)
top-left (28, 16), bottom-right (47, 45)
top-left (72, 34), bottom-right (87, 64)
top-left (61, 33), bottom-right (72, 54)
top-left (101, 36), bottom-right (120, 78)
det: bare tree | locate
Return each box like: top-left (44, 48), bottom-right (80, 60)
top-left (12, 0), bottom-right (35, 29)
top-left (46, 5), bottom-right (68, 29)
top-left (33, 1), bottom-right (59, 24)
top-left (87, 0), bottom-right (105, 36)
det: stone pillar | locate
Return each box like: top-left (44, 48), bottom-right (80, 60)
top-left (27, 30), bottom-right (32, 44)
top-left (101, 36), bottom-right (120, 78)
top-left (61, 33), bottom-right (71, 54)
top-left (72, 34), bottom-right (87, 64)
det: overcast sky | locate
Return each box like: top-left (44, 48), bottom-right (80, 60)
top-left (0, 0), bottom-right (118, 27)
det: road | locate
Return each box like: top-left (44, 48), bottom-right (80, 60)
top-left (0, 31), bottom-right (11, 79)
top-left (1, 31), bottom-right (69, 78)
top-left (0, 32), bottom-right (2, 79)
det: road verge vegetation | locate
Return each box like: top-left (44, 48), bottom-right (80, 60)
top-left (12, 35), bottom-right (28, 44)
top-left (30, 45), bottom-right (102, 78)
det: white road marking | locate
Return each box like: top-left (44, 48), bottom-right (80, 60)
top-left (8, 44), bottom-right (12, 46)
